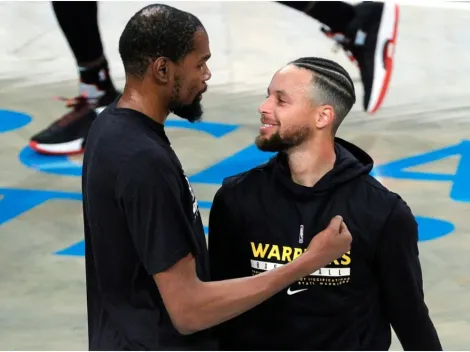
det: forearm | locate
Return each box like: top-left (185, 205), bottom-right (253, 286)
top-left (178, 254), bottom-right (314, 334)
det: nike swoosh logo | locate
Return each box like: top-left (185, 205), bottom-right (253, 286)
top-left (287, 287), bottom-right (308, 296)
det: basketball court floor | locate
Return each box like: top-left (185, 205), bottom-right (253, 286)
top-left (1, 1), bottom-right (470, 350)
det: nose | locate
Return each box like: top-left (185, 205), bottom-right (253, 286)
top-left (203, 67), bottom-right (212, 82)
top-left (258, 96), bottom-right (271, 115)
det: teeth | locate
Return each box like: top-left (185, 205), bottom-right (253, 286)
top-left (262, 124), bottom-right (273, 127)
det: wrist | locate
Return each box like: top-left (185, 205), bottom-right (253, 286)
top-left (295, 250), bottom-right (321, 278)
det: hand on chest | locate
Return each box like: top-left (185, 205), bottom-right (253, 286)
top-left (242, 195), bottom-right (367, 289)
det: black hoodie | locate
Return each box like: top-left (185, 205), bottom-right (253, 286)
top-left (208, 138), bottom-right (442, 351)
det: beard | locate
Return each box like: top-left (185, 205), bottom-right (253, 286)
top-left (255, 125), bottom-right (311, 152)
top-left (170, 95), bottom-right (203, 122)
top-left (168, 77), bottom-right (204, 123)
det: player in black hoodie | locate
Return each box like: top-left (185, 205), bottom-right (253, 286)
top-left (208, 57), bottom-right (442, 351)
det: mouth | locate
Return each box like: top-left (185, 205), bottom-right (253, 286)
top-left (196, 86), bottom-right (208, 101)
top-left (259, 120), bottom-right (279, 133)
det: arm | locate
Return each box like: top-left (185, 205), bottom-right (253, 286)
top-left (376, 199), bottom-right (442, 350)
top-left (155, 247), bottom-right (320, 335)
top-left (157, 199), bottom-right (350, 335)
top-left (118, 151), bottom-right (350, 336)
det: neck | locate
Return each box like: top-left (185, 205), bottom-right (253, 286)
top-left (117, 78), bottom-right (169, 125)
top-left (286, 135), bottom-right (336, 187)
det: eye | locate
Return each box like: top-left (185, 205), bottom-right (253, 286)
top-left (198, 62), bottom-right (208, 71)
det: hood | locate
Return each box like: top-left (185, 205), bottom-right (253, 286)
top-left (271, 137), bottom-right (374, 200)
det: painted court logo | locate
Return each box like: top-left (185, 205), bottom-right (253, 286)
top-left (250, 242), bottom-right (351, 290)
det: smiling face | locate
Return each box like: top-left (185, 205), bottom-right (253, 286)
top-left (255, 65), bottom-right (318, 152)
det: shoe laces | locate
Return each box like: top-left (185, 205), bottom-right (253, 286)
top-left (321, 26), bottom-right (366, 67)
top-left (54, 93), bottom-right (99, 109)
top-left (52, 93), bottom-right (97, 127)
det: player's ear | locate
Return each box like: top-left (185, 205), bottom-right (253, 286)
top-left (152, 57), bottom-right (172, 84)
top-left (316, 105), bottom-right (335, 130)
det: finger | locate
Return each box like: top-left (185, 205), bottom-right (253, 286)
top-left (328, 215), bottom-right (343, 232)
top-left (340, 221), bottom-right (349, 233)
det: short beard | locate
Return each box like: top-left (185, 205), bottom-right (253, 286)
top-left (168, 77), bottom-right (204, 123)
top-left (255, 126), bottom-right (311, 152)
top-left (170, 99), bottom-right (203, 123)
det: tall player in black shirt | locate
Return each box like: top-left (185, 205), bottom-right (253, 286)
top-left (82, 4), bottom-right (353, 351)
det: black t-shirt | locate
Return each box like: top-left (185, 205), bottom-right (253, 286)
top-left (82, 101), bottom-right (216, 350)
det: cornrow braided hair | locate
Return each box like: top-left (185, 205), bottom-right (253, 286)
top-left (289, 57), bottom-right (356, 131)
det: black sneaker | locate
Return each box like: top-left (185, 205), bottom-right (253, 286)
top-left (29, 89), bottom-right (118, 155)
top-left (321, 1), bottom-right (399, 113)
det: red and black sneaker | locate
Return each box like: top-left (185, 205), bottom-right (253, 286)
top-left (29, 89), bottom-right (118, 155)
top-left (322, 1), bottom-right (400, 114)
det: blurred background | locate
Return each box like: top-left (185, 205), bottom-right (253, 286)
top-left (1, 1), bottom-right (470, 350)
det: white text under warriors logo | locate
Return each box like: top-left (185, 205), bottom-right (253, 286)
top-left (250, 241), bottom-right (351, 286)
top-left (184, 175), bottom-right (199, 221)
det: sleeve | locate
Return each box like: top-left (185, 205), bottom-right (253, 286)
top-left (208, 185), bottom-right (241, 281)
top-left (115, 151), bottom-right (194, 276)
top-left (376, 199), bottom-right (442, 351)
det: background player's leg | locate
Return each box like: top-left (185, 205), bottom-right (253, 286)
top-left (53, 1), bottom-right (103, 63)
top-left (277, 1), bottom-right (399, 114)
top-left (29, 1), bottom-right (118, 156)
top-left (52, 1), bottom-right (115, 97)
top-left (278, 1), bottom-right (355, 33)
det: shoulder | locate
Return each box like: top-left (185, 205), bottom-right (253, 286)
top-left (124, 146), bottom-right (176, 173)
top-left (87, 108), bottom-right (159, 160)
top-left (359, 174), bottom-right (416, 230)
top-left (90, 105), bottom-right (129, 133)
top-left (361, 174), bottom-right (401, 205)
top-left (222, 158), bottom-right (274, 189)
top-left (115, 146), bottom-right (181, 195)
top-left (214, 158), bottom-right (274, 199)
top-left (218, 161), bottom-right (272, 194)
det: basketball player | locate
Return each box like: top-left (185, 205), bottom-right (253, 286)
top-left (208, 57), bottom-right (442, 350)
top-left (29, 1), bottom-right (399, 155)
top-left (82, 5), bottom-right (352, 350)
